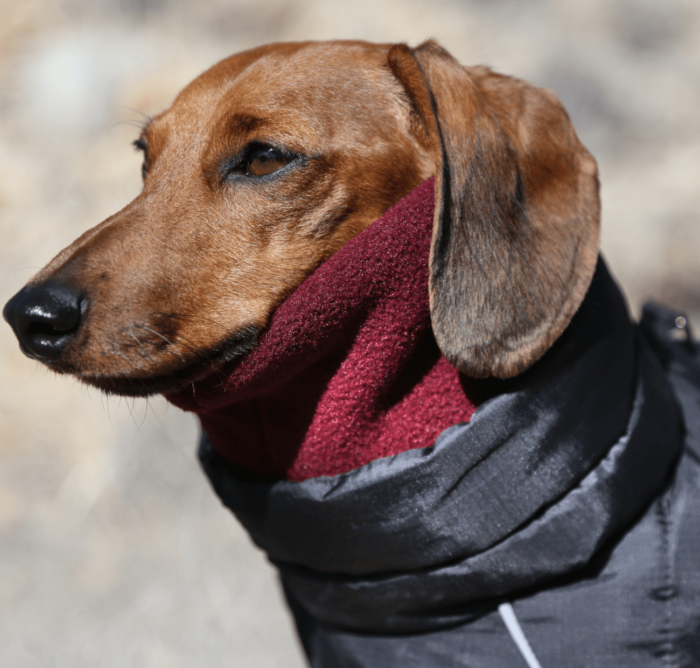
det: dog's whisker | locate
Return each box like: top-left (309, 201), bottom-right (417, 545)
top-left (147, 398), bottom-right (168, 432)
top-left (124, 329), bottom-right (153, 361)
top-left (112, 119), bottom-right (147, 131)
top-left (133, 323), bottom-right (189, 360)
top-left (114, 106), bottom-right (153, 125)
top-left (132, 322), bottom-right (207, 362)
top-left (130, 396), bottom-right (149, 433)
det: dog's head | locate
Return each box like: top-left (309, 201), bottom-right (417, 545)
top-left (3, 40), bottom-right (599, 396)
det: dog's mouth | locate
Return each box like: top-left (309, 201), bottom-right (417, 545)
top-left (76, 325), bottom-right (260, 398)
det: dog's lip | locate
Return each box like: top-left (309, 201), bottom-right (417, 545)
top-left (75, 325), bottom-right (260, 398)
top-left (77, 358), bottom-right (218, 397)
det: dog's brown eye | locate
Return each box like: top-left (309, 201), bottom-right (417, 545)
top-left (245, 146), bottom-right (289, 176)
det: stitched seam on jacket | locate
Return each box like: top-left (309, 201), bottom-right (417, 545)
top-left (657, 496), bottom-right (678, 668)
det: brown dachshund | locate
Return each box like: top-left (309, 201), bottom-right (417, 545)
top-left (10, 39), bottom-right (700, 668)
top-left (3, 40), bottom-right (599, 395)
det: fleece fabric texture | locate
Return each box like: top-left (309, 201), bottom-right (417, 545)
top-left (168, 178), bottom-right (482, 481)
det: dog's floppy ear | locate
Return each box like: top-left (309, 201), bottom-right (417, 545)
top-left (388, 41), bottom-right (600, 378)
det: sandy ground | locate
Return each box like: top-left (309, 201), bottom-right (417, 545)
top-left (0, 1), bottom-right (698, 666)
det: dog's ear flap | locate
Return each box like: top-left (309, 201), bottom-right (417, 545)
top-left (388, 42), bottom-right (600, 378)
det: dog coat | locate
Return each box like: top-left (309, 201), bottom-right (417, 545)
top-left (168, 182), bottom-right (700, 667)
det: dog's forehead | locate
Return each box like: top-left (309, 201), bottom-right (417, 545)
top-left (157, 42), bottom-right (402, 140)
top-left (208, 41), bottom-right (394, 97)
top-left (232, 43), bottom-right (395, 96)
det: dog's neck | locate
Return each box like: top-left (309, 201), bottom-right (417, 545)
top-left (168, 179), bottom-right (488, 481)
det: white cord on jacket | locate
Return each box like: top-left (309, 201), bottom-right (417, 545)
top-left (498, 603), bottom-right (544, 668)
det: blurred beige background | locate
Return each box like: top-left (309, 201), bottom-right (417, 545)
top-left (1, 1), bottom-right (698, 666)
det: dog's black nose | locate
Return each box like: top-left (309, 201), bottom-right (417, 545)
top-left (3, 283), bottom-right (84, 361)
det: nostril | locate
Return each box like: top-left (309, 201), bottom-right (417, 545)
top-left (27, 321), bottom-right (76, 336)
top-left (3, 282), bottom-right (85, 362)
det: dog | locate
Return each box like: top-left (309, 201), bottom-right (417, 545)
top-left (5, 40), bottom-right (700, 667)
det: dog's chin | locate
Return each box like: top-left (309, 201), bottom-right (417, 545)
top-left (74, 325), bottom-right (260, 398)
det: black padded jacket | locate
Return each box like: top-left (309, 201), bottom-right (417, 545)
top-left (200, 261), bottom-right (700, 668)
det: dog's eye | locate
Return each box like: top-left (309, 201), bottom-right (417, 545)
top-left (133, 138), bottom-right (149, 180)
top-left (245, 146), bottom-right (290, 177)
